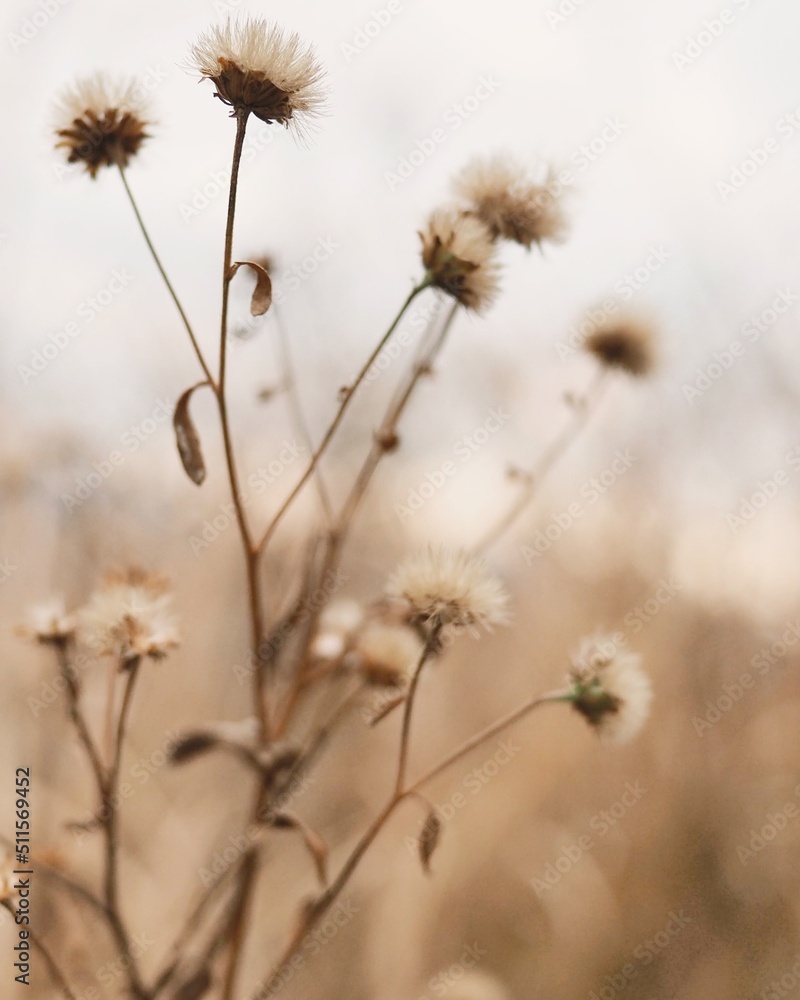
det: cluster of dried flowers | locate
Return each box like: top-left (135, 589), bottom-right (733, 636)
top-left (20, 14), bottom-right (657, 1000)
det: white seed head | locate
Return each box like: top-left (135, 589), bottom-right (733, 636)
top-left (387, 547), bottom-right (509, 630)
top-left (19, 598), bottom-right (76, 645)
top-left (568, 635), bottom-right (652, 744)
top-left (189, 17), bottom-right (327, 133)
top-left (352, 622), bottom-right (422, 686)
top-left (79, 569), bottom-right (180, 665)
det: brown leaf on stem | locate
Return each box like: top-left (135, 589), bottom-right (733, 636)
top-left (169, 732), bottom-right (219, 765)
top-left (419, 810), bottom-right (442, 874)
top-left (173, 383), bottom-right (209, 486)
top-left (231, 261), bottom-right (272, 316)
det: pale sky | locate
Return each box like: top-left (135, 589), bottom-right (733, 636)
top-left (3, 0), bottom-right (800, 534)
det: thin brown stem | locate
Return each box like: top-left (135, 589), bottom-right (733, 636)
top-left (272, 302), bottom-right (334, 526)
top-left (474, 368), bottom-right (609, 552)
top-left (55, 642), bottom-right (106, 798)
top-left (248, 685), bottom-right (569, 999)
top-left (395, 627), bottom-right (440, 796)
top-left (117, 164), bottom-right (215, 389)
top-left (255, 280), bottom-right (431, 557)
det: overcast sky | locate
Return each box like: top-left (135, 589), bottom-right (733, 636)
top-left (3, 0), bottom-right (800, 541)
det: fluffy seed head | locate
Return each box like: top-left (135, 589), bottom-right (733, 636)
top-left (454, 155), bottom-right (567, 249)
top-left (567, 636), bottom-right (652, 744)
top-left (54, 75), bottom-right (149, 178)
top-left (420, 209), bottom-right (500, 312)
top-left (18, 598), bottom-right (76, 645)
top-left (584, 319), bottom-right (656, 377)
top-left (351, 622), bottom-right (422, 687)
top-left (79, 568), bottom-right (180, 666)
top-left (189, 17), bottom-right (326, 131)
top-left (387, 547), bottom-right (509, 630)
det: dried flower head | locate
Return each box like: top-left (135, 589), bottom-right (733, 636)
top-left (420, 209), bottom-right (500, 312)
top-left (584, 319), bottom-right (656, 377)
top-left (388, 547), bottom-right (509, 630)
top-left (567, 636), bottom-right (652, 744)
top-left (79, 568), bottom-right (180, 666)
top-left (189, 17), bottom-right (326, 130)
top-left (311, 599), bottom-right (364, 660)
top-left (54, 75), bottom-right (149, 178)
top-left (18, 598), bottom-right (76, 645)
top-left (454, 155), bottom-right (567, 249)
top-left (351, 622), bottom-right (422, 687)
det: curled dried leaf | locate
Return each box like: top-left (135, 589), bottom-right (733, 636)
top-left (231, 260), bottom-right (273, 316)
top-left (169, 732), bottom-right (220, 766)
top-left (173, 383), bottom-right (209, 486)
top-left (419, 810), bottom-right (442, 874)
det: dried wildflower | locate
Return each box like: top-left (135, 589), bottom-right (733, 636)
top-left (567, 636), bottom-right (652, 744)
top-left (584, 319), bottom-right (656, 377)
top-left (454, 155), bottom-right (567, 249)
top-left (54, 75), bottom-right (149, 178)
top-left (388, 547), bottom-right (509, 630)
top-left (311, 599), bottom-right (364, 660)
top-left (79, 568), bottom-right (180, 666)
top-left (420, 209), bottom-right (500, 312)
top-left (189, 17), bottom-right (326, 130)
top-left (351, 622), bottom-right (422, 687)
top-left (18, 598), bottom-right (76, 645)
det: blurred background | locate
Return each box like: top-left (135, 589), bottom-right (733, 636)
top-left (3, 0), bottom-right (800, 997)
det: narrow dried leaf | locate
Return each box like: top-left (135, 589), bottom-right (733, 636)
top-left (419, 810), bottom-right (442, 874)
top-left (169, 732), bottom-right (219, 766)
top-left (173, 383), bottom-right (208, 485)
top-left (232, 260), bottom-right (273, 316)
top-left (368, 693), bottom-right (407, 727)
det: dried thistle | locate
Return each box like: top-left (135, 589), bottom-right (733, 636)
top-left (567, 635), bottom-right (652, 744)
top-left (54, 75), bottom-right (149, 178)
top-left (454, 155), bottom-right (567, 249)
top-left (189, 17), bottom-right (326, 130)
top-left (79, 568), bottom-right (180, 666)
top-left (350, 622), bottom-right (422, 687)
top-left (419, 209), bottom-right (500, 312)
top-left (584, 318), bottom-right (656, 377)
top-left (387, 547), bottom-right (509, 630)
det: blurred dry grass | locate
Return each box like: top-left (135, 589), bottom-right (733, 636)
top-left (4, 412), bottom-right (800, 1000)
